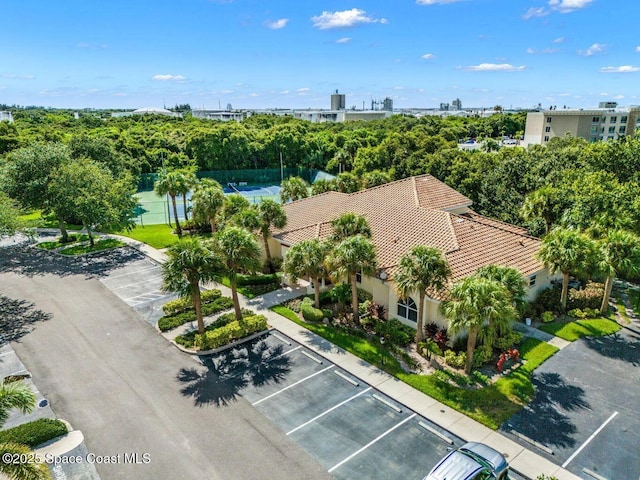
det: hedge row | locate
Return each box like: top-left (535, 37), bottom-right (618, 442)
top-left (236, 273), bottom-right (279, 286)
top-left (174, 309), bottom-right (255, 348)
top-left (0, 418), bottom-right (68, 448)
top-left (158, 296), bottom-right (234, 332)
top-left (195, 315), bottom-right (268, 350)
top-left (162, 289), bottom-right (222, 315)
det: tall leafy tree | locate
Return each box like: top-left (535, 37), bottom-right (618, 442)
top-left (0, 380), bottom-right (50, 480)
top-left (327, 235), bottom-right (377, 322)
top-left (162, 238), bottom-right (223, 334)
top-left (536, 227), bottom-right (595, 311)
top-left (212, 227), bottom-right (262, 321)
top-left (280, 176), bottom-right (309, 203)
top-left (393, 246), bottom-right (451, 347)
top-left (520, 185), bottom-right (562, 236)
top-left (330, 212), bottom-right (371, 243)
top-left (238, 199), bottom-right (287, 273)
top-left (597, 230), bottom-right (640, 315)
top-left (441, 276), bottom-right (518, 374)
top-left (283, 239), bottom-right (329, 308)
top-left (0, 193), bottom-right (20, 237)
top-left (220, 194), bottom-right (250, 226)
top-left (191, 179), bottom-right (225, 233)
top-left (2, 142), bottom-right (72, 241)
top-left (154, 169), bottom-right (184, 237)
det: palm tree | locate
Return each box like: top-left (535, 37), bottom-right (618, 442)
top-left (251, 199), bottom-right (287, 273)
top-left (191, 179), bottom-right (225, 233)
top-left (597, 230), bottom-right (640, 314)
top-left (441, 276), bottom-right (518, 374)
top-left (161, 238), bottom-right (223, 334)
top-left (326, 235), bottom-right (377, 323)
top-left (220, 194), bottom-right (250, 226)
top-left (283, 239), bottom-right (329, 308)
top-left (520, 186), bottom-right (562, 236)
top-left (330, 212), bottom-right (371, 243)
top-left (177, 168), bottom-right (198, 222)
top-left (280, 177), bottom-right (309, 203)
top-left (536, 227), bottom-right (595, 311)
top-left (212, 227), bottom-right (262, 321)
top-left (0, 380), bottom-right (50, 480)
top-left (393, 246), bottom-right (451, 347)
top-left (154, 169), bottom-right (183, 237)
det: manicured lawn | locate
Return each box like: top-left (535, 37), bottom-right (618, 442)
top-left (35, 234), bottom-right (90, 251)
top-left (629, 289), bottom-right (640, 317)
top-left (18, 210), bottom-right (83, 230)
top-left (58, 238), bottom-right (125, 256)
top-left (116, 224), bottom-right (178, 249)
top-left (270, 305), bottom-right (559, 429)
top-left (616, 299), bottom-right (630, 323)
top-left (538, 318), bottom-right (621, 341)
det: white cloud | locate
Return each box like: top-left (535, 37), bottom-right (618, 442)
top-left (336, 37), bottom-right (352, 44)
top-left (416, 0), bottom-right (464, 4)
top-left (636, 46), bottom-right (640, 52)
top-left (264, 18), bottom-right (288, 29)
top-left (613, 94), bottom-right (625, 99)
top-left (554, 37), bottom-right (566, 44)
top-left (527, 47), bottom-right (559, 54)
top-left (578, 43), bottom-right (605, 56)
top-left (112, 92), bottom-right (128, 97)
top-left (280, 90), bottom-right (290, 94)
top-left (600, 65), bottom-right (640, 73)
top-left (522, 7), bottom-right (548, 19)
top-left (464, 63), bottom-right (526, 71)
top-left (421, 53), bottom-right (436, 60)
top-left (549, 0), bottom-right (593, 13)
top-left (297, 88), bottom-right (310, 95)
top-left (249, 93), bottom-right (260, 97)
top-left (311, 9), bottom-right (387, 30)
top-left (152, 74), bottom-right (187, 81)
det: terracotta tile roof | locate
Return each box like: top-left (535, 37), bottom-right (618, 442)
top-left (274, 175), bottom-right (543, 288)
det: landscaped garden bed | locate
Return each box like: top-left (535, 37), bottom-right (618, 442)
top-left (220, 273), bottom-right (281, 298)
top-left (0, 418), bottom-right (68, 448)
top-left (158, 290), bottom-right (234, 332)
top-left (175, 309), bottom-right (255, 348)
top-left (35, 235), bottom-right (125, 256)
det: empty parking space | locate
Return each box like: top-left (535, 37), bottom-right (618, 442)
top-left (203, 331), bottom-right (468, 480)
top-left (502, 329), bottom-right (640, 480)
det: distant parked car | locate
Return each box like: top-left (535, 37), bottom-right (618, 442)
top-left (423, 442), bottom-right (509, 480)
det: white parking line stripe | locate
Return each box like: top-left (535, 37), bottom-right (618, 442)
top-left (103, 265), bottom-right (159, 280)
top-left (287, 387), bottom-right (372, 435)
top-left (562, 411), bottom-right (619, 468)
top-left (252, 365), bottom-right (334, 406)
top-left (108, 275), bottom-right (163, 291)
top-left (328, 413), bottom-right (417, 473)
top-left (268, 345), bottom-right (302, 361)
top-left (122, 290), bottom-right (165, 301)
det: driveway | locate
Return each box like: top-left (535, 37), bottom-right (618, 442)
top-left (0, 246), bottom-right (329, 480)
top-left (501, 328), bottom-right (640, 480)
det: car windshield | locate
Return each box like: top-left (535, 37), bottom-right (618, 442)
top-left (458, 448), bottom-right (495, 472)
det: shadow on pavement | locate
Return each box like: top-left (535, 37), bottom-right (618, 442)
top-left (0, 295), bottom-right (53, 346)
top-left (0, 245), bottom-right (147, 280)
top-left (503, 372), bottom-right (589, 449)
top-left (583, 331), bottom-right (640, 366)
top-left (177, 339), bottom-right (291, 407)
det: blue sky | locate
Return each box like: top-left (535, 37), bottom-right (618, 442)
top-left (1, 0), bottom-right (639, 110)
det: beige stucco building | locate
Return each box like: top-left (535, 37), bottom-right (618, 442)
top-left (268, 175), bottom-right (555, 330)
top-left (523, 106), bottom-right (640, 147)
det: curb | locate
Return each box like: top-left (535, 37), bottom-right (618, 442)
top-left (170, 328), bottom-right (271, 356)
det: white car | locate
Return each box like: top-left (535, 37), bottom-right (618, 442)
top-left (424, 442), bottom-right (509, 480)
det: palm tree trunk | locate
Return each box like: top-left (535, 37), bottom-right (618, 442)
top-left (209, 218), bottom-right (216, 234)
top-left (262, 233), bottom-right (273, 273)
top-left (170, 194), bottom-right (182, 237)
top-left (85, 224), bottom-right (94, 246)
top-left (350, 273), bottom-right (359, 322)
top-left (314, 276), bottom-right (321, 309)
top-left (191, 282), bottom-right (205, 334)
top-left (561, 271), bottom-right (569, 311)
top-left (230, 277), bottom-right (243, 323)
top-left (600, 275), bottom-right (614, 315)
top-left (183, 193), bottom-right (189, 221)
top-left (465, 327), bottom-right (479, 374)
top-left (544, 215), bottom-right (552, 236)
top-left (415, 292), bottom-right (425, 347)
top-left (58, 217), bottom-right (69, 243)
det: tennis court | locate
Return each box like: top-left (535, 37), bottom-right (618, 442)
top-left (133, 184), bottom-right (281, 225)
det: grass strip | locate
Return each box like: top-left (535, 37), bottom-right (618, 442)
top-left (115, 224), bottom-right (178, 249)
top-left (58, 238), bottom-right (125, 256)
top-left (538, 318), bottom-right (620, 341)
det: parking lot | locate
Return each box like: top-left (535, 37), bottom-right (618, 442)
top-left (98, 255), bottom-right (175, 324)
top-left (197, 331), bottom-right (526, 480)
top-left (501, 329), bottom-right (640, 480)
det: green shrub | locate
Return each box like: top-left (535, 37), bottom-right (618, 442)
top-left (162, 289), bottom-right (222, 315)
top-left (0, 418), bottom-right (68, 448)
top-left (195, 315), bottom-right (268, 350)
top-left (494, 331), bottom-right (524, 350)
top-left (568, 281), bottom-right (604, 310)
top-left (301, 297), bottom-right (313, 306)
top-left (531, 287), bottom-right (562, 315)
top-left (357, 288), bottom-right (373, 303)
top-left (359, 299), bottom-right (372, 316)
top-left (419, 339), bottom-right (442, 358)
top-left (471, 370), bottom-right (490, 386)
top-left (329, 284), bottom-right (351, 305)
top-left (175, 309), bottom-right (255, 348)
top-left (301, 303), bottom-right (325, 322)
top-left (444, 350), bottom-right (466, 368)
top-left (158, 296), bottom-right (234, 332)
top-left (473, 344), bottom-right (493, 367)
top-left (452, 334), bottom-right (468, 353)
top-left (322, 308), bottom-right (333, 320)
top-left (541, 311), bottom-right (555, 323)
top-left (236, 273), bottom-right (280, 286)
top-left (374, 319), bottom-right (414, 347)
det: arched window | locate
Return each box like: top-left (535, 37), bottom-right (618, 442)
top-left (397, 297), bottom-right (418, 323)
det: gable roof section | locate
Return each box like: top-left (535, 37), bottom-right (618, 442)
top-left (274, 174), bottom-right (542, 284)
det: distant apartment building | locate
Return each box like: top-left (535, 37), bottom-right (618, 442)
top-left (0, 111), bottom-right (14, 123)
top-left (523, 105), bottom-right (640, 146)
top-left (451, 98), bottom-right (462, 111)
top-left (191, 110), bottom-right (246, 122)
